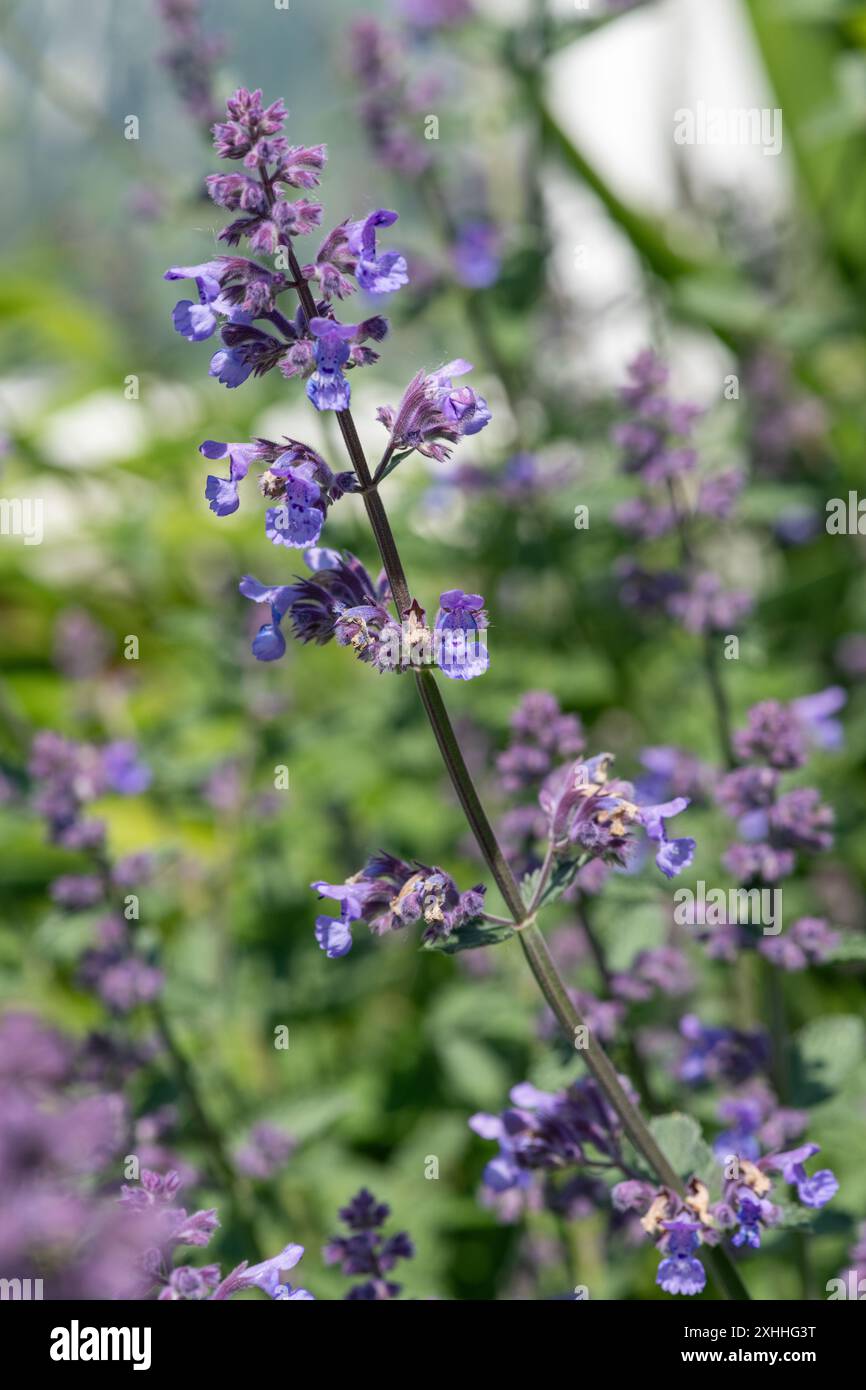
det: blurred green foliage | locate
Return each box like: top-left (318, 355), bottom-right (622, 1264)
top-left (1, 0), bottom-right (865, 1300)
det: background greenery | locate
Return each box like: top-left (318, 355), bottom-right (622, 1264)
top-left (1, 0), bottom-right (865, 1299)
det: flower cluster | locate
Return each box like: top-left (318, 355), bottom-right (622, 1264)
top-left (349, 15), bottom-right (502, 294)
top-left (0, 1013), bottom-right (138, 1298)
top-left (121, 1169), bottom-right (312, 1301)
top-left (714, 690), bottom-right (842, 944)
top-left (624, 1136), bottom-right (837, 1295)
top-left (29, 731), bottom-right (162, 1014)
top-left (613, 349), bottom-right (751, 635)
top-left (677, 1014), bottom-right (769, 1086)
top-left (495, 691), bottom-right (585, 874)
top-left (712, 1080), bottom-right (807, 1161)
top-left (745, 351), bottom-right (827, 479)
top-left (313, 851), bottom-right (485, 958)
top-left (469, 1077), bottom-right (639, 1213)
top-left (165, 87), bottom-right (409, 411)
top-left (349, 18), bottom-right (436, 179)
top-left (376, 359), bottom-right (491, 462)
top-left (233, 1124), bottom-right (296, 1181)
top-left (401, 0), bottom-right (475, 27)
top-left (540, 751), bottom-right (696, 880)
top-left (30, 730), bottom-right (150, 851)
top-left (166, 87), bottom-right (493, 678)
top-left (240, 547), bottom-right (489, 679)
top-left (157, 0), bottom-right (224, 131)
top-left (323, 1188), bottom-right (414, 1299)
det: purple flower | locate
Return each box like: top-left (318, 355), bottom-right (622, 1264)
top-left (666, 572), bottom-right (752, 635)
top-left (728, 1188), bottom-right (778, 1249)
top-left (345, 210), bottom-right (409, 294)
top-left (377, 360), bottom-right (490, 462)
top-left (640, 797), bottom-right (696, 879)
top-left (102, 741), bottom-right (151, 795)
top-left (613, 350), bottom-right (701, 484)
top-left (763, 1144), bottom-right (838, 1208)
top-left (401, 0), bottom-right (475, 26)
top-left (470, 1076), bottom-right (639, 1200)
top-left (208, 343), bottom-right (255, 388)
top-left (767, 788), bottom-right (834, 853)
top-left (160, 1264), bottom-right (222, 1301)
top-left (234, 1125), bottom-right (296, 1180)
top-left (240, 549), bottom-right (391, 663)
top-left (733, 700), bottom-right (806, 770)
top-left (539, 754), bottom-right (695, 878)
top-left (211, 87), bottom-right (288, 161)
top-left (722, 841), bottom-right (795, 885)
top-left (656, 1221), bottom-right (706, 1296)
top-left (716, 767), bottom-right (780, 819)
top-left (453, 220), bottom-right (501, 289)
top-left (324, 1189), bottom-right (414, 1300)
top-left (611, 946), bottom-right (694, 1002)
top-left (759, 916), bottom-right (839, 971)
top-left (428, 359), bottom-right (491, 436)
top-left (349, 20), bottom-right (433, 178)
top-left (635, 746), bottom-right (713, 805)
top-left (157, 0), bottom-right (224, 131)
top-left (164, 261), bottom-right (230, 341)
top-left (102, 960), bottom-right (163, 1013)
top-left (212, 1241), bottom-right (312, 1300)
top-left (264, 468), bottom-right (326, 548)
top-left (238, 576), bottom-right (296, 661)
top-left (497, 693), bottom-right (585, 795)
top-left (50, 874), bottom-right (105, 910)
top-left (678, 1014), bottom-right (769, 1086)
top-left (791, 686), bottom-right (846, 752)
top-left (200, 439), bottom-right (264, 516)
top-left (306, 317), bottom-right (356, 412)
top-left (312, 852), bottom-right (485, 956)
top-left (434, 590), bottom-right (489, 680)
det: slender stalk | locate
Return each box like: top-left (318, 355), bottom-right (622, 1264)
top-left (667, 477), bottom-right (736, 768)
top-left (275, 221), bottom-right (750, 1300)
top-left (578, 899), bottom-right (657, 1112)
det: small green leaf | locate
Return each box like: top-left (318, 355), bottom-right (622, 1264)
top-left (648, 1112), bottom-right (717, 1186)
top-left (521, 856), bottom-right (585, 911)
top-left (422, 919), bottom-right (514, 955)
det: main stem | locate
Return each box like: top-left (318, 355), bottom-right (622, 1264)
top-left (282, 243), bottom-right (749, 1300)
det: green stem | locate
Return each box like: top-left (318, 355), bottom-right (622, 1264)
top-left (277, 233), bottom-right (750, 1303)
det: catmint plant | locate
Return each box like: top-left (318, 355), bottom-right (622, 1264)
top-left (324, 1189), bottom-right (414, 1299)
top-left (163, 86), bottom-right (753, 1302)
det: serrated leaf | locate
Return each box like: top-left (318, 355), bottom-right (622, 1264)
top-left (649, 1112), bottom-right (718, 1186)
top-left (422, 919), bottom-right (514, 955)
top-left (520, 868), bottom-right (541, 908)
top-left (521, 857), bottom-right (584, 911)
